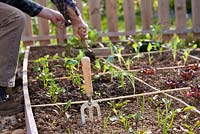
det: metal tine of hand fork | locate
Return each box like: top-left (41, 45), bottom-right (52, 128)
top-left (81, 57), bottom-right (101, 124)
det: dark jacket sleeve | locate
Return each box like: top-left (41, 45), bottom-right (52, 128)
top-left (14, 0), bottom-right (43, 17)
top-left (51, 0), bottom-right (80, 26)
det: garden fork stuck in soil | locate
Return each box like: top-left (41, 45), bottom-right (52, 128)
top-left (81, 57), bottom-right (101, 124)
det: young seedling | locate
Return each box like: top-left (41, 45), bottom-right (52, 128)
top-left (126, 72), bottom-right (136, 94)
top-left (59, 100), bottom-right (72, 117)
top-left (116, 71), bottom-right (125, 89)
top-left (108, 100), bottom-right (130, 117)
top-left (119, 113), bottom-right (130, 131)
top-left (125, 58), bottom-right (131, 70)
top-left (103, 116), bottom-right (109, 134)
top-left (159, 45), bottom-right (164, 56)
top-left (103, 56), bottom-right (116, 80)
top-left (75, 50), bottom-right (84, 70)
top-left (168, 34), bottom-right (182, 62)
top-left (132, 42), bottom-right (141, 60)
top-left (181, 120), bottom-right (200, 133)
top-left (115, 71), bottom-right (136, 92)
top-left (34, 55), bottom-right (54, 88)
top-left (39, 68), bottom-right (54, 88)
top-left (67, 35), bottom-right (82, 49)
top-left (108, 42), bottom-right (125, 65)
top-left (71, 73), bottom-right (83, 86)
top-left (115, 47), bottom-right (126, 66)
top-left (67, 128), bottom-right (71, 134)
top-left (136, 113), bottom-right (141, 128)
top-left (157, 98), bottom-right (180, 134)
top-left (63, 57), bottom-right (83, 86)
top-left (147, 43), bottom-right (153, 65)
top-left (108, 42), bottom-right (118, 56)
top-left (64, 57), bottom-right (79, 74)
top-left (94, 58), bottom-right (101, 73)
top-left (182, 44), bottom-right (197, 65)
top-left (48, 79), bottom-right (65, 103)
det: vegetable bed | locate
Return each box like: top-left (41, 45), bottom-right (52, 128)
top-left (23, 45), bottom-right (200, 134)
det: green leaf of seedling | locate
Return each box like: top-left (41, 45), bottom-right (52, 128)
top-left (134, 112), bottom-right (141, 123)
top-left (125, 58), bottom-right (131, 70)
top-left (182, 106), bottom-right (195, 112)
top-left (33, 66), bottom-right (40, 72)
top-left (52, 53), bottom-right (59, 60)
top-left (145, 33), bottom-right (151, 40)
top-left (132, 42), bottom-right (139, 53)
top-left (61, 51), bottom-right (66, 58)
top-left (65, 100), bottom-right (71, 110)
top-left (192, 44), bottom-right (197, 49)
top-left (80, 85), bottom-right (86, 95)
top-left (147, 43), bottom-right (152, 52)
top-left (183, 124), bottom-right (193, 131)
top-left (95, 59), bottom-right (101, 70)
top-left (112, 108), bottom-right (118, 116)
top-left (115, 100), bottom-right (130, 109)
top-left (76, 50), bottom-right (84, 61)
top-left (106, 55), bottom-right (114, 63)
top-left (162, 98), bottom-right (170, 105)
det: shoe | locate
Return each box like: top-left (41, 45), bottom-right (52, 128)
top-left (0, 86), bottom-right (24, 116)
top-left (0, 100), bottom-right (24, 116)
top-left (0, 86), bottom-right (8, 102)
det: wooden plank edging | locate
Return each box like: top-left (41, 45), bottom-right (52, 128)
top-left (23, 46), bottom-right (38, 134)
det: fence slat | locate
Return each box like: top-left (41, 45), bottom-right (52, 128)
top-left (140, 0), bottom-right (153, 30)
top-left (174, 0), bottom-right (187, 39)
top-left (123, 0), bottom-right (136, 32)
top-left (88, 0), bottom-right (101, 31)
top-left (23, 15), bottom-right (33, 46)
top-left (192, 0), bottom-right (200, 33)
top-left (76, 0), bottom-right (83, 15)
top-left (21, 0), bottom-right (200, 43)
top-left (175, 0), bottom-right (186, 31)
top-left (105, 0), bottom-right (119, 41)
top-left (56, 28), bottom-right (66, 44)
top-left (158, 0), bottom-right (170, 30)
top-left (38, 0), bottom-right (50, 45)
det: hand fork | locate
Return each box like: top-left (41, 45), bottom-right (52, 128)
top-left (81, 57), bottom-right (101, 124)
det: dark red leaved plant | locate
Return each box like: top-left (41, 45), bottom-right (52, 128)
top-left (187, 85), bottom-right (200, 98)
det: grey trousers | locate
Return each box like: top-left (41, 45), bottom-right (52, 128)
top-left (0, 2), bottom-right (25, 87)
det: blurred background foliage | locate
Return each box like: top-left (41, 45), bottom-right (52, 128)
top-left (31, 0), bottom-right (192, 35)
top-left (29, 0), bottom-right (193, 45)
top-left (19, 0), bottom-right (193, 63)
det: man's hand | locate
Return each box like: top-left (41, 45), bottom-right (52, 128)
top-left (73, 20), bottom-right (88, 40)
top-left (67, 6), bottom-right (88, 40)
top-left (37, 7), bottom-right (65, 29)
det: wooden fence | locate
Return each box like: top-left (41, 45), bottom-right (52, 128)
top-left (21, 0), bottom-right (200, 46)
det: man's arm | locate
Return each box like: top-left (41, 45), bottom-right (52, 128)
top-left (3, 0), bottom-right (87, 39)
top-left (51, 0), bottom-right (88, 39)
top-left (13, 0), bottom-right (43, 17)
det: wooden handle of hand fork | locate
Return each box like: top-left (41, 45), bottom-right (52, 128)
top-left (81, 57), bottom-right (93, 97)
